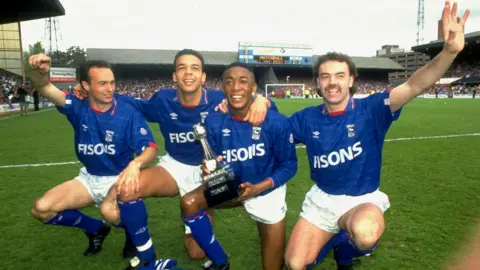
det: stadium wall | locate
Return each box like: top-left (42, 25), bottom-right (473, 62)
top-left (0, 22), bottom-right (23, 79)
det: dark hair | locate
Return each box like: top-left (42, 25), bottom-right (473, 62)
top-left (222, 62), bottom-right (255, 80)
top-left (173, 49), bottom-right (205, 70)
top-left (313, 52), bottom-right (358, 95)
top-left (77, 60), bottom-right (112, 84)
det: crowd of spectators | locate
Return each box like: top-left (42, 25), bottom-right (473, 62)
top-left (1, 60), bottom-right (478, 105)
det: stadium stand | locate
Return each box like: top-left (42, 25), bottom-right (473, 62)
top-left (87, 48), bottom-right (404, 98)
top-left (412, 31), bottom-right (480, 98)
top-left (0, 0), bottom-right (65, 111)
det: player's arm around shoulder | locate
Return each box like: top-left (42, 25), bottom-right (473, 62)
top-left (117, 91), bottom-right (166, 122)
top-left (28, 53), bottom-right (66, 107)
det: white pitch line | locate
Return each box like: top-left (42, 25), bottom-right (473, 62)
top-left (0, 108), bottom-right (55, 121)
top-left (0, 161), bottom-right (80, 168)
top-left (0, 133), bottom-right (479, 169)
top-left (294, 133), bottom-right (480, 148)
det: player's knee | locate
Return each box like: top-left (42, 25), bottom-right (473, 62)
top-left (99, 201), bottom-right (119, 224)
top-left (284, 255), bottom-right (307, 270)
top-left (31, 198), bottom-right (51, 221)
top-left (180, 192), bottom-right (202, 216)
top-left (350, 216), bottom-right (384, 251)
top-left (184, 235), bottom-right (206, 260)
top-left (117, 191), bottom-right (139, 202)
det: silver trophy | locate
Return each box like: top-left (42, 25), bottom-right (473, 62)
top-left (193, 123), bottom-right (238, 207)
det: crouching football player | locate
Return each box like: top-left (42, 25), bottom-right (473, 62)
top-left (285, 2), bottom-right (470, 269)
top-left (28, 54), bottom-right (179, 270)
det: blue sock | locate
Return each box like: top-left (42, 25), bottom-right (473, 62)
top-left (118, 198), bottom-right (155, 262)
top-left (182, 209), bottom-right (227, 264)
top-left (334, 232), bottom-right (378, 265)
top-left (45, 209), bottom-right (104, 234)
top-left (112, 222), bottom-right (124, 229)
top-left (306, 230), bottom-right (347, 269)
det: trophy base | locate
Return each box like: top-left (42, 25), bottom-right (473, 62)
top-left (204, 179), bottom-right (239, 208)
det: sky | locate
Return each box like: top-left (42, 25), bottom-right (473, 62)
top-left (20, 0), bottom-right (480, 57)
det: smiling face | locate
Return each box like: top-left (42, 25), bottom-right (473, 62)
top-left (316, 60), bottom-right (354, 106)
top-left (223, 66), bottom-right (257, 111)
top-left (81, 67), bottom-right (115, 105)
top-left (172, 54), bottom-right (206, 94)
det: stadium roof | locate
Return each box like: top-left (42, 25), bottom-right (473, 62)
top-left (330, 56), bottom-right (404, 71)
top-left (87, 48), bottom-right (235, 66)
top-left (2, 0), bottom-right (65, 25)
top-left (87, 48), bottom-right (404, 71)
top-left (1, 0), bottom-right (65, 24)
top-left (411, 31), bottom-right (480, 52)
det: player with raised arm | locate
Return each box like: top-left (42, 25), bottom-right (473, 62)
top-left (28, 54), bottom-right (179, 270)
top-left (74, 49), bottom-right (274, 268)
top-left (284, 2), bottom-right (470, 269)
top-left (180, 62), bottom-right (297, 270)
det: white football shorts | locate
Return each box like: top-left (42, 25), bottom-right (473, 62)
top-left (156, 154), bottom-right (203, 197)
top-left (157, 154), bottom-right (204, 235)
top-left (300, 184), bottom-right (390, 233)
top-left (243, 183), bottom-right (287, 224)
top-left (75, 167), bottom-right (118, 206)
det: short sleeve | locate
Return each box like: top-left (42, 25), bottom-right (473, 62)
top-left (267, 117), bottom-right (298, 187)
top-left (267, 98), bottom-right (279, 112)
top-left (56, 92), bottom-right (83, 123)
top-left (288, 110), bottom-right (306, 143)
top-left (129, 112), bottom-right (157, 155)
top-left (365, 91), bottom-right (403, 135)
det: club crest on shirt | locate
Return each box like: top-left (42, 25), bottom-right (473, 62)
top-left (105, 130), bottom-right (115, 142)
top-left (252, 127), bottom-right (262, 140)
top-left (200, 111), bottom-right (209, 123)
top-left (346, 124), bottom-right (355, 138)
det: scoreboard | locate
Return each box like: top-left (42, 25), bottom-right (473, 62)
top-left (238, 42), bottom-right (313, 66)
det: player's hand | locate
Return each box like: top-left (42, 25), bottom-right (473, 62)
top-left (245, 96), bottom-right (269, 126)
top-left (214, 99), bottom-right (229, 113)
top-left (73, 83), bottom-right (88, 100)
top-left (441, 1), bottom-right (470, 54)
top-left (201, 156), bottom-right (223, 181)
top-left (116, 161), bottom-right (141, 197)
top-left (28, 53), bottom-right (51, 89)
top-left (235, 182), bottom-right (258, 202)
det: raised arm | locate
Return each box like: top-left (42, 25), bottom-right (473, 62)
top-left (389, 1), bottom-right (470, 113)
top-left (28, 54), bottom-right (66, 107)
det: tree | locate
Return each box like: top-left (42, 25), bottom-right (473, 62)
top-left (23, 41), bottom-right (45, 80)
top-left (23, 42), bottom-right (87, 80)
top-left (64, 46), bottom-right (86, 68)
top-left (50, 50), bottom-right (68, 67)
top-left (49, 46), bottom-right (86, 68)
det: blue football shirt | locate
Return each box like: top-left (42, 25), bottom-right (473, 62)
top-left (57, 93), bottom-right (157, 176)
top-left (117, 88), bottom-right (277, 166)
top-left (289, 91), bottom-right (402, 196)
top-left (205, 109), bottom-right (298, 196)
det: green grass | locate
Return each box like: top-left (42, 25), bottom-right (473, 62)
top-left (0, 98), bottom-right (479, 270)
